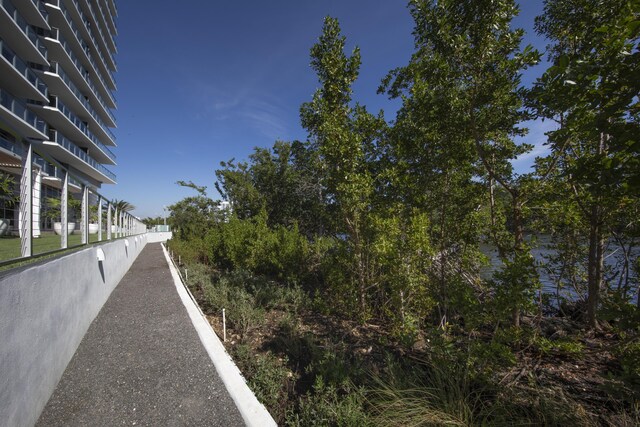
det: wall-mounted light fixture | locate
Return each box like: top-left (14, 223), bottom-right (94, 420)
top-left (96, 248), bottom-right (106, 262)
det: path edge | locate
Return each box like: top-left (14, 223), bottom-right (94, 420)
top-left (161, 243), bottom-right (277, 427)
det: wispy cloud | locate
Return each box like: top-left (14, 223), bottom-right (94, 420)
top-left (184, 78), bottom-right (292, 142)
top-left (513, 119), bottom-right (559, 173)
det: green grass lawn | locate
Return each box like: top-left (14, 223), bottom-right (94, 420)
top-left (0, 232), bottom-right (104, 262)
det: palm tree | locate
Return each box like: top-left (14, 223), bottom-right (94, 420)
top-left (111, 199), bottom-right (135, 212)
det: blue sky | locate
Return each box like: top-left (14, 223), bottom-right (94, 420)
top-left (105, 1), bottom-right (550, 218)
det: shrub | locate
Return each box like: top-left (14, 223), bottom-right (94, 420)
top-left (286, 376), bottom-right (370, 427)
top-left (206, 212), bottom-right (310, 282)
top-left (232, 344), bottom-right (292, 422)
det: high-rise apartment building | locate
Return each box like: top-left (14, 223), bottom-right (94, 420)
top-left (0, 0), bottom-right (117, 238)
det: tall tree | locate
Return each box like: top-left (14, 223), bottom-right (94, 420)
top-left (382, 0), bottom-right (540, 326)
top-left (532, 0), bottom-right (640, 327)
top-left (300, 17), bottom-right (384, 317)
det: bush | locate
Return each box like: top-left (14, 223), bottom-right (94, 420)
top-left (232, 344), bottom-right (293, 423)
top-left (287, 376), bottom-right (370, 427)
top-left (203, 275), bottom-right (264, 339)
top-left (206, 212), bottom-right (310, 282)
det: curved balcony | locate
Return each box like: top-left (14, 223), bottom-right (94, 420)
top-left (0, 37), bottom-right (48, 103)
top-left (0, 0), bottom-right (48, 64)
top-left (30, 95), bottom-right (116, 164)
top-left (14, 0), bottom-right (49, 30)
top-left (42, 62), bottom-right (116, 144)
top-left (46, 1), bottom-right (116, 95)
top-left (44, 28), bottom-right (115, 110)
top-left (77, 0), bottom-right (116, 57)
top-left (0, 87), bottom-right (48, 139)
top-left (66, 0), bottom-right (116, 72)
top-left (39, 129), bottom-right (116, 184)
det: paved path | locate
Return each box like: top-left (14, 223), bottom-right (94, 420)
top-left (36, 243), bottom-right (245, 426)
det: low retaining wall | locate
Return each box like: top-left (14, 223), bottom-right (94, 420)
top-left (0, 234), bottom-right (148, 427)
top-left (147, 231), bottom-right (172, 243)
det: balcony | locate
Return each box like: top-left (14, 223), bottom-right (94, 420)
top-left (0, 87), bottom-right (48, 139)
top-left (13, 0), bottom-right (49, 30)
top-left (44, 28), bottom-right (115, 110)
top-left (0, 130), bottom-right (23, 168)
top-left (89, 0), bottom-right (116, 52)
top-left (45, 0), bottom-right (116, 92)
top-left (77, 0), bottom-right (116, 58)
top-left (94, 0), bottom-right (116, 38)
top-left (30, 95), bottom-right (116, 164)
top-left (38, 129), bottom-right (116, 184)
top-left (0, 37), bottom-right (48, 103)
top-left (41, 62), bottom-right (116, 144)
top-left (66, 0), bottom-right (116, 72)
top-left (0, 0), bottom-right (48, 65)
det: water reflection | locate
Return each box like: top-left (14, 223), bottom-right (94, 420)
top-left (479, 235), bottom-right (638, 305)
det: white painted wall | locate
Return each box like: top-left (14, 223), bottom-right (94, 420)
top-left (0, 234), bottom-right (148, 427)
top-left (147, 231), bottom-right (172, 243)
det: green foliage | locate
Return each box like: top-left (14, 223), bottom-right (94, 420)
top-left (613, 339), bottom-right (640, 403)
top-left (371, 207), bottom-right (435, 337)
top-left (232, 344), bottom-right (292, 421)
top-left (0, 172), bottom-right (17, 206)
top-left (201, 272), bottom-right (264, 338)
top-left (287, 376), bottom-right (370, 427)
top-left (491, 249), bottom-right (541, 325)
top-left (164, 2), bottom-right (640, 422)
top-left (44, 196), bottom-right (82, 221)
top-left (301, 16), bottom-right (386, 318)
top-left (531, 0), bottom-right (640, 326)
top-left (168, 181), bottom-right (218, 240)
top-left (206, 211), bottom-right (310, 282)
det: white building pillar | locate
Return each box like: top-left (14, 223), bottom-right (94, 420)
top-left (32, 168), bottom-right (41, 239)
top-left (19, 142), bottom-right (32, 257)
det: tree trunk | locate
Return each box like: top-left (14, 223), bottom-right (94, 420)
top-left (586, 206), bottom-right (604, 329)
top-left (586, 132), bottom-right (607, 329)
top-left (511, 195), bottom-right (525, 328)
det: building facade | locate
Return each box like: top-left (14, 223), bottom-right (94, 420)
top-left (0, 0), bottom-right (117, 240)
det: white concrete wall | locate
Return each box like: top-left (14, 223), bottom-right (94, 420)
top-left (0, 234), bottom-right (148, 427)
top-left (147, 231), bottom-right (172, 243)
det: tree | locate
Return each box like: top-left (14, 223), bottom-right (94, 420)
top-left (300, 16), bottom-right (384, 317)
top-left (111, 199), bottom-right (135, 213)
top-left (532, 0), bottom-right (640, 328)
top-left (381, 0), bottom-right (540, 326)
top-left (168, 181), bottom-right (218, 240)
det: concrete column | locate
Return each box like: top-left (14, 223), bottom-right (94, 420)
top-left (61, 170), bottom-right (68, 249)
top-left (98, 197), bottom-right (102, 242)
top-left (81, 186), bottom-right (89, 245)
top-left (114, 208), bottom-right (119, 238)
top-left (32, 169), bottom-right (41, 239)
top-left (19, 142), bottom-right (33, 257)
top-left (107, 203), bottom-right (112, 240)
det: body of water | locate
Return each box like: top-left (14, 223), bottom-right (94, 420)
top-left (479, 235), bottom-right (639, 305)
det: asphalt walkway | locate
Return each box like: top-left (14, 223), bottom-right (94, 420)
top-left (36, 243), bottom-right (245, 426)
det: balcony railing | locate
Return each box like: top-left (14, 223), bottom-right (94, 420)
top-left (79, 0), bottom-right (116, 59)
top-left (49, 96), bottom-right (116, 162)
top-left (29, 0), bottom-right (48, 20)
top-left (0, 132), bottom-right (23, 156)
top-left (0, 87), bottom-right (48, 135)
top-left (54, 0), bottom-right (116, 93)
top-left (51, 62), bottom-right (115, 142)
top-left (0, 0), bottom-right (48, 58)
top-left (68, 0), bottom-right (116, 71)
top-left (0, 37), bottom-right (48, 97)
top-left (51, 29), bottom-right (116, 113)
top-left (89, 0), bottom-right (116, 51)
top-left (49, 130), bottom-right (116, 181)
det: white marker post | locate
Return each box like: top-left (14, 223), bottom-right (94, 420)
top-left (222, 308), bottom-right (226, 342)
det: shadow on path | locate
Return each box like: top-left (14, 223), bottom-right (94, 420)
top-left (36, 243), bottom-right (244, 426)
